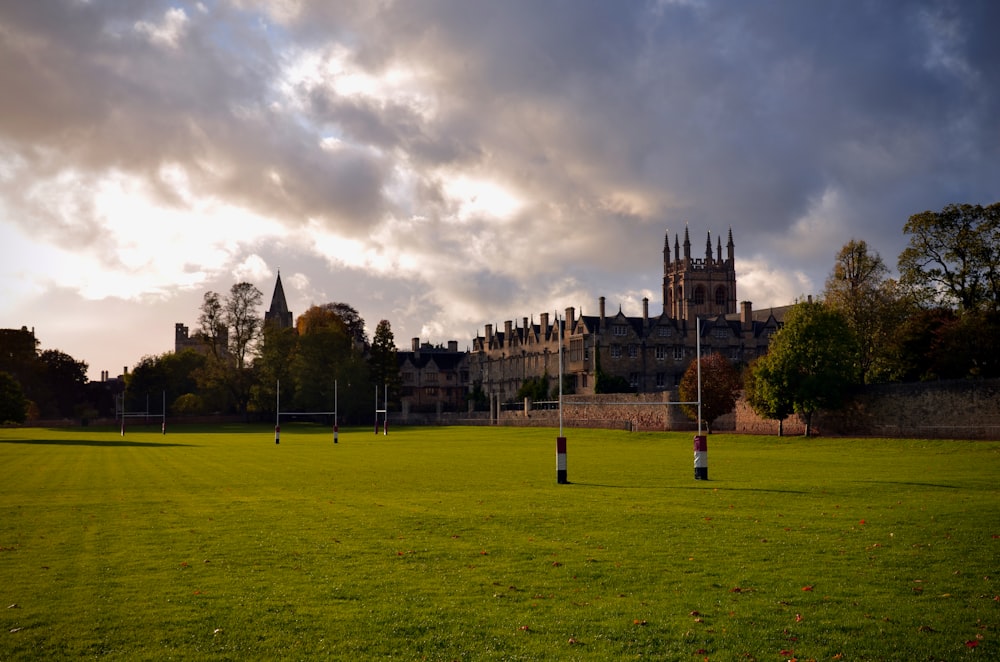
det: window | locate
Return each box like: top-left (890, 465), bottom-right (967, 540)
top-left (628, 344), bottom-right (638, 358)
top-left (712, 327), bottom-right (729, 340)
top-left (655, 346), bottom-right (667, 361)
top-left (673, 346), bottom-right (684, 361)
top-left (610, 345), bottom-right (622, 359)
top-left (658, 326), bottom-right (673, 337)
top-left (629, 372), bottom-right (640, 388)
top-left (715, 286), bottom-right (726, 306)
top-left (656, 372), bottom-right (667, 388)
top-left (694, 285), bottom-right (705, 305)
top-left (613, 325), bottom-right (628, 337)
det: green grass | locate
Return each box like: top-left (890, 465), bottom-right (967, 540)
top-left (0, 425), bottom-right (997, 660)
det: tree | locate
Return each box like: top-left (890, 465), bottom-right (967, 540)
top-left (369, 320), bottom-right (401, 408)
top-left (678, 352), bottom-right (742, 433)
top-left (197, 291), bottom-right (226, 359)
top-left (292, 305), bottom-right (371, 421)
top-left (225, 282), bottom-right (264, 371)
top-left (516, 374), bottom-right (551, 402)
top-left (886, 308), bottom-right (1000, 381)
top-left (823, 239), bottom-right (911, 383)
top-left (748, 301), bottom-right (860, 435)
top-left (36, 349), bottom-right (88, 419)
top-left (127, 350), bottom-right (206, 413)
top-left (898, 203), bottom-right (1000, 312)
top-left (251, 324), bottom-right (298, 417)
top-left (744, 356), bottom-right (794, 436)
top-left (195, 282), bottom-right (264, 416)
top-left (0, 371), bottom-right (27, 424)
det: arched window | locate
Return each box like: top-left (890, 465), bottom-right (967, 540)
top-left (715, 286), bottom-right (726, 306)
top-left (694, 285), bottom-right (705, 305)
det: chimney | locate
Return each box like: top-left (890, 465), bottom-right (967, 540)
top-left (505, 320), bottom-right (513, 347)
top-left (599, 296), bottom-right (606, 330)
top-left (643, 297), bottom-right (649, 324)
top-left (741, 301), bottom-right (753, 332)
top-left (412, 337), bottom-right (420, 352)
top-left (448, 340), bottom-right (458, 352)
top-left (523, 317), bottom-right (529, 341)
top-left (565, 307), bottom-right (575, 333)
top-left (540, 312), bottom-right (549, 338)
top-left (485, 324), bottom-right (493, 345)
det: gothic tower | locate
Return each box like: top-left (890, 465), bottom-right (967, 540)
top-left (662, 226), bottom-right (737, 322)
top-left (264, 271), bottom-right (293, 329)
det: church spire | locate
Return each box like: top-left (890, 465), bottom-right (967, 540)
top-left (265, 270), bottom-right (293, 330)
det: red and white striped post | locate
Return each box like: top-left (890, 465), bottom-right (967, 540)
top-left (556, 436), bottom-right (568, 484)
top-left (694, 435), bottom-right (708, 480)
top-left (555, 311), bottom-right (569, 484)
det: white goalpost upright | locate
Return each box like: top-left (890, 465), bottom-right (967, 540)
top-left (275, 379), bottom-right (340, 444)
top-left (374, 383), bottom-right (388, 435)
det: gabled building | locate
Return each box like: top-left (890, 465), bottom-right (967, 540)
top-left (469, 228), bottom-right (789, 402)
top-left (398, 338), bottom-right (470, 413)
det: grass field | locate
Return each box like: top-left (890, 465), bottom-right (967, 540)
top-left (0, 424), bottom-right (997, 661)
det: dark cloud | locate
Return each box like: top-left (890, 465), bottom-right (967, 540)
top-left (2, 0), bottom-right (999, 376)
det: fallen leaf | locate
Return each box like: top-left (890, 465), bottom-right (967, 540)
top-left (801, 586), bottom-right (814, 592)
top-left (965, 640), bottom-right (979, 648)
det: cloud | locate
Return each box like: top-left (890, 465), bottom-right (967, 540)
top-left (1, 0), bottom-right (999, 379)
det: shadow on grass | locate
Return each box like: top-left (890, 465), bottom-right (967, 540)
top-left (0, 439), bottom-right (198, 448)
top-left (851, 480), bottom-right (959, 490)
top-left (569, 482), bottom-right (811, 494)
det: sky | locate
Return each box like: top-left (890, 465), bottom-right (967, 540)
top-left (1, 1), bottom-right (998, 381)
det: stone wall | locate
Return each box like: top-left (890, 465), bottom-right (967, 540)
top-left (482, 379), bottom-right (1000, 439)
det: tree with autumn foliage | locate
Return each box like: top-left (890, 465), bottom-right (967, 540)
top-left (678, 352), bottom-right (742, 433)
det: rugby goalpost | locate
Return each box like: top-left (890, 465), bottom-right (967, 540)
top-left (274, 379), bottom-right (339, 444)
top-left (118, 390), bottom-right (166, 436)
top-left (555, 315), bottom-right (704, 483)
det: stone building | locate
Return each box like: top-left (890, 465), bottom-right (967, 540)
top-left (397, 338), bottom-right (470, 413)
top-left (469, 228), bottom-right (788, 403)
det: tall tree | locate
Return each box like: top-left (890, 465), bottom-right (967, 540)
top-left (823, 239), bottom-right (911, 383)
top-left (194, 282), bottom-right (264, 416)
top-left (744, 356), bottom-right (795, 436)
top-left (197, 291), bottom-right (226, 359)
top-left (225, 282), bottom-right (264, 371)
top-left (678, 352), bottom-right (742, 433)
top-left (748, 301), bottom-right (860, 435)
top-left (369, 320), bottom-right (401, 407)
top-left (898, 202), bottom-right (1000, 312)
